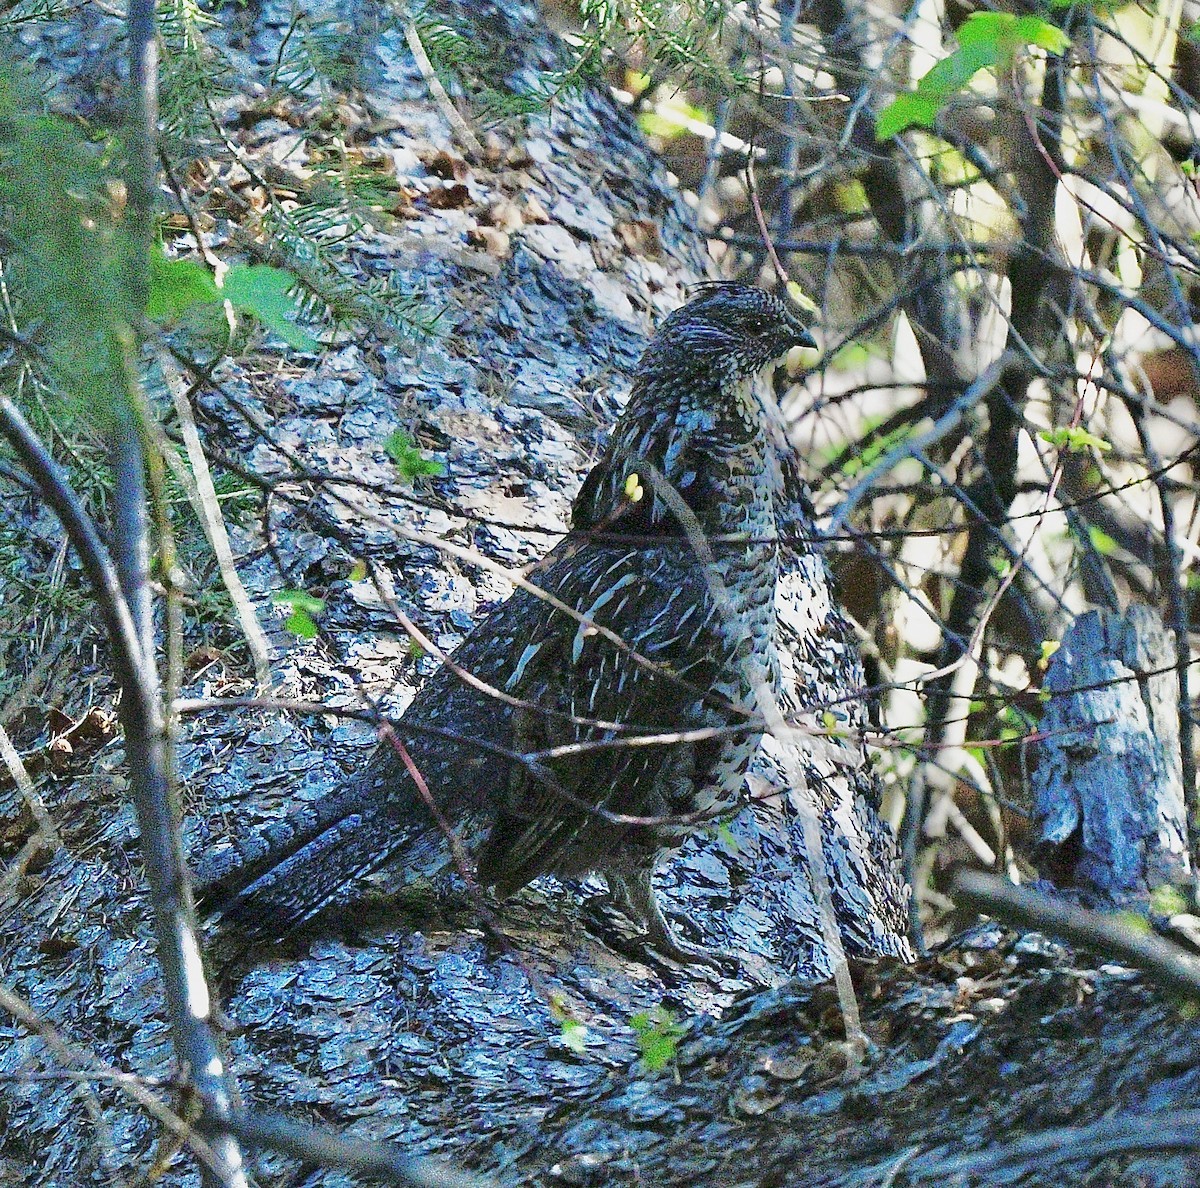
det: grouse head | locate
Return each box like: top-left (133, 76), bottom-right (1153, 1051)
top-left (635, 282), bottom-right (817, 392)
top-left (573, 283), bottom-right (817, 534)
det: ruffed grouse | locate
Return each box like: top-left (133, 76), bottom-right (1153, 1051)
top-left (198, 283), bottom-right (816, 961)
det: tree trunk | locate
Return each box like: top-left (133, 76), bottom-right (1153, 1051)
top-left (0, 1), bottom-right (911, 1181)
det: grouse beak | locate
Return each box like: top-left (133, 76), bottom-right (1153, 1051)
top-left (781, 316), bottom-right (818, 379)
top-left (787, 313), bottom-right (818, 351)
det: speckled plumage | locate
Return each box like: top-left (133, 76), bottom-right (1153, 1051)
top-left (198, 284), bottom-right (816, 959)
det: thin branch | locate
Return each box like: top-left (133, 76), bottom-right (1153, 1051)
top-left (0, 398), bottom-right (145, 685)
top-left (0, 718), bottom-right (61, 848)
top-left (827, 357), bottom-right (1008, 537)
top-left (0, 979), bottom-right (224, 1184)
top-left (159, 358), bottom-right (273, 688)
top-left (718, 232), bottom-right (995, 257)
top-left (0, 394), bottom-right (247, 1188)
top-left (953, 870), bottom-right (1200, 1000)
top-left (912, 1110), bottom-right (1200, 1181)
top-left (226, 1109), bottom-right (494, 1188)
top-left (397, 2), bottom-right (484, 160)
top-left (123, 0), bottom-right (157, 314)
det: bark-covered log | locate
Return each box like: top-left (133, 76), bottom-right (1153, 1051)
top-left (0, 0), bottom-right (909, 1182)
top-left (1033, 604), bottom-right (1189, 898)
top-left (6, 4), bottom-right (1200, 1186)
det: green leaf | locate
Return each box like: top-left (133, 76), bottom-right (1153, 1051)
top-left (829, 342), bottom-right (873, 371)
top-left (922, 40), bottom-right (1002, 96)
top-left (716, 820), bottom-right (742, 856)
top-left (147, 245), bottom-right (219, 319)
top-left (821, 709), bottom-right (843, 735)
top-left (877, 94), bottom-right (937, 139)
top-left (637, 96), bottom-right (711, 140)
top-left (841, 421), bottom-right (916, 477)
top-left (222, 264), bottom-right (320, 351)
top-left (273, 589), bottom-right (326, 639)
top-left (785, 281), bottom-right (818, 315)
top-left (1010, 15), bottom-right (1071, 54)
top-left (148, 254), bottom-right (321, 351)
top-left (383, 429), bottom-right (446, 481)
top-left (631, 1007), bottom-right (686, 1072)
top-left (559, 1018), bottom-right (589, 1055)
top-left (1039, 426), bottom-right (1112, 453)
top-left (1088, 526), bottom-right (1118, 556)
top-left (955, 12), bottom-right (1014, 49)
top-left (877, 43), bottom-right (997, 137)
top-left (876, 13), bottom-right (1067, 139)
top-left (1150, 884), bottom-right (1191, 918)
top-left (954, 13), bottom-right (1068, 56)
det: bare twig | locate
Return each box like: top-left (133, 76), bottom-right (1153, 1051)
top-left (912, 1110), bottom-right (1200, 1181)
top-left (953, 870), bottom-right (1200, 1000)
top-left (826, 357), bottom-right (1008, 538)
top-left (0, 719), bottom-right (60, 848)
top-left (396, 2), bottom-right (485, 160)
top-left (646, 463), bottom-right (865, 1061)
top-left (225, 1109), bottom-right (494, 1188)
top-left (159, 358), bottom-right (273, 688)
top-left (0, 979), bottom-right (225, 1185)
top-left (0, 395), bottom-right (247, 1187)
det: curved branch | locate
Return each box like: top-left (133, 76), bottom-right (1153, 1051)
top-left (0, 394), bottom-right (247, 1187)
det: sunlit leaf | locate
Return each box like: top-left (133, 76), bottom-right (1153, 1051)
top-left (1088, 525), bottom-right (1118, 555)
top-left (1039, 426), bottom-right (1112, 453)
top-left (146, 245), bottom-right (218, 319)
top-left (383, 429), bottom-right (446, 480)
top-left (1010, 15), bottom-right (1071, 53)
top-left (223, 264), bottom-right (320, 351)
top-left (273, 589), bottom-right (326, 639)
top-left (877, 13), bottom-right (1067, 139)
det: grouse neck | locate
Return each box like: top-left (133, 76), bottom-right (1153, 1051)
top-left (572, 370), bottom-right (780, 542)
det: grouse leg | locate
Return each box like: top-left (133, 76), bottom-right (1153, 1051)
top-left (607, 869), bottom-right (738, 971)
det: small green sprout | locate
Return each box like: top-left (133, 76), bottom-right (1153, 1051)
top-left (631, 1006), bottom-right (686, 1072)
top-left (273, 589), bottom-right (326, 639)
top-left (1039, 426), bottom-right (1112, 453)
top-left (383, 429), bottom-right (446, 481)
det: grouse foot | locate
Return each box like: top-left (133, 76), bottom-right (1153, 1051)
top-left (606, 870), bottom-right (739, 972)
